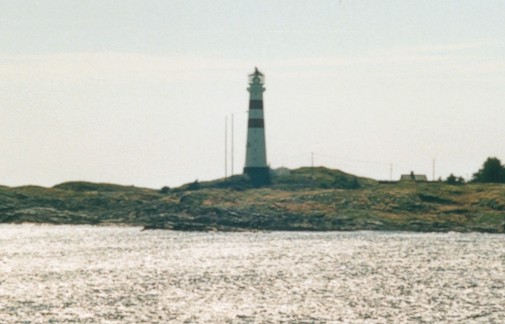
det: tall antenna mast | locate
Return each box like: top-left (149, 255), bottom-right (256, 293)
top-left (231, 113), bottom-right (234, 176)
top-left (432, 159), bottom-right (436, 182)
top-left (225, 116), bottom-right (228, 178)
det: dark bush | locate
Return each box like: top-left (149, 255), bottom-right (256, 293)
top-left (445, 174), bottom-right (465, 185)
top-left (472, 157), bottom-right (505, 183)
top-left (159, 186), bottom-right (170, 194)
top-left (187, 180), bottom-right (201, 191)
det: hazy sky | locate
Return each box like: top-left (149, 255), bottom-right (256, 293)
top-left (1, 0), bottom-right (504, 188)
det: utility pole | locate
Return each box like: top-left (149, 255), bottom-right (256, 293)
top-left (390, 163), bottom-right (393, 181)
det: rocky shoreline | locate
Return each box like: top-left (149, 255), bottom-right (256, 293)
top-left (2, 167), bottom-right (505, 233)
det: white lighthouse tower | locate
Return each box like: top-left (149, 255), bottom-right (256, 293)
top-left (244, 67), bottom-right (270, 186)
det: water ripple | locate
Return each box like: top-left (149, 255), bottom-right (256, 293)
top-left (1, 225), bottom-right (505, 323)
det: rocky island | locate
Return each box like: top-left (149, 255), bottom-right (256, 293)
top-left (1, 167), bottom-right (505, 233)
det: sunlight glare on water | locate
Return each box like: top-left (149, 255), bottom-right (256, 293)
top-left (1, 224), bottom-right (505, 322)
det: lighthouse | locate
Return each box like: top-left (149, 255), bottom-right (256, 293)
top-left (244, 67), bottom-right (270, 186)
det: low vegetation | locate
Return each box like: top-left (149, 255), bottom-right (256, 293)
top-left (2, 166), bottom-right (505, 233)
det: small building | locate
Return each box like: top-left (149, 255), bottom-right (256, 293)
top-left (272, 167), bottom-right (291, 177)
top-left (400, 171), bottom-right (428, 182)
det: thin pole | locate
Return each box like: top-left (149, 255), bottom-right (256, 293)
top-left (231, 113), bottom-right (234, 176)
top-left (432, 159), bottom-right (436, 182)
top-left (311, 152), bottom-right (315, 179)
top-left (225, 116), bottom-right (228, 178)
top-left (390, 163), bottom-right (393, 181)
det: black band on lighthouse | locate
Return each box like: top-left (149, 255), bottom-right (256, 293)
top-left (248, 119), bottom-right (264, 128)
top-left (249, 100), bottom-right (263, 110)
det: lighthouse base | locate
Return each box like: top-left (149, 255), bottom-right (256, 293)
top-left (244, 167), bottom-right (271, 187)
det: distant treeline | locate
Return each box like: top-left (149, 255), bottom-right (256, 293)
top-left (446, 157), bottom-right (505, 184)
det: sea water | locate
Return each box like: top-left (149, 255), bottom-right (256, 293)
top-left (1, 224), bottom-right (504, 323)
